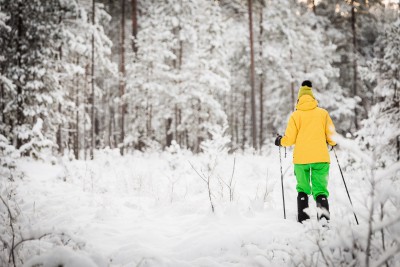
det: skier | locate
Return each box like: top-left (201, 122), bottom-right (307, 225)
top-left (275, 80), bottom-right (336, 223)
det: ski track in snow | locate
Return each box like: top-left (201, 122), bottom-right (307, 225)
top-left (14, 150), bottom-right (366, 266)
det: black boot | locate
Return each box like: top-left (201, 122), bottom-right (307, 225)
top-left (297, 192), bottom-right (310, 223)
top-left (316, 195), bottom-right (330, 221)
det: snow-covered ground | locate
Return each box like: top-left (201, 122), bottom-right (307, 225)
top-left (3, 146), bottom-right (398, 266)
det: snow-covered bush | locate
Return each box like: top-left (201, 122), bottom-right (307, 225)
top-left (200, 124), bottom-right (231, 159)
top-left (188, 125), bottom-right (234, 212)
top-left (18, 118), bottom-right (53, 160)
top-left (0, 135), bottom-right (22, 266)
top-left (164, 141), bottom-right (192, 202)
top-left (0, 136), bottom-right (88, 266)
top-left (23, 247), bottom-right (98, 267)
top-left (289, 136), bottom-right (400, 266)
top-left (0, 188), bottom-right (93, 267)
top-left (0, 134), bottom-right (19, 181)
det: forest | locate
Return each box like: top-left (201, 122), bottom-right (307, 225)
top-left (0, 0), bottom-right (398, 157)
top-left (0, 0), bottom-right (399, 266)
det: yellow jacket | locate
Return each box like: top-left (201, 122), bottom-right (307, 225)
top-left (281, 95), bottom-right (336, 164)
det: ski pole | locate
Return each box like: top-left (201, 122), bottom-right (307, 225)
top-left (279, 145), bottom-right (287, 219)
top-left (333, 147), bottom-right (359, 225)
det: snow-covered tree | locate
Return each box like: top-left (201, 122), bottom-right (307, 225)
top-left (315, 0), bottom-right (387, 133)
top-left (263, 0), bottom-right (344, 118)
top-left (358, 17), bottom-right (400, 166)
top-left (0, 0), bottom-right (68, 156)
top-left (223, 0), bottom-right (349, 149)
top-left (222, 2), bottom-right (251, 149)
top-left (0, 8), bottom-right (13, 138)
top-left (58, 0), bottom-right (116, 158)
top-left (126, 0), bottom-right (229, 152)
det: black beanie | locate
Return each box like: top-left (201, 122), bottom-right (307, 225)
top-left (301, 80), bottom-right (312, 87)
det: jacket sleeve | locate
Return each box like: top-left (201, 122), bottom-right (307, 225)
top-left (326, 113), bottom-right (337, 146)
top-left (281, 115), bottom-right (298, 147)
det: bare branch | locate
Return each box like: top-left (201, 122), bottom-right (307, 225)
top-left (13, 233), bottom-right (54, 251)
top-left (372, 244), bottom-right (400, 267)
top-left (188, 161), bottom-right (207, 183)
top-left (0, 194), bottom-right (16, 267)
top-left (316, 239), bottom-right (333, 267)
top-left (230, 156), bottom-right (236, 186)
top-left (188, 160), bottom-right (215, 212)
top-left (263, 169), bottom-right (269, 202)
top-left (373, 213), bottom-right (400, 233)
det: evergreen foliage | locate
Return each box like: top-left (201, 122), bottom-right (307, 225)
top-left (0, 0), bottom-right (397, 158)
top-left (0, 0), bottom-right (66, 154)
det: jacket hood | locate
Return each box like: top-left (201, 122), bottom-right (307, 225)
top-left (296, 95), bottom-right (318, 111)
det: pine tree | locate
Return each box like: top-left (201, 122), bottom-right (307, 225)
top-left (126, 0), bottom-right (229, 151)
top-left (0, 0), bottom-right (66, 156)
top-left (59, 0), bottom-right (116, 158)
top-left (221, 0), bottom-right (251, 149)
top-left (247, 0), bottom-right (258, 150)
top-left (358, 17), bottom-right (400, 165)
top-left (316, 0), bottom-right (385, 133)
top-left (0, 9), bottom-right (19, 178)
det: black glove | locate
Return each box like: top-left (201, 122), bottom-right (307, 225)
top-left (329, 143), bottom-right (337, 151)
top-left (275, 135), bottom-right (282, 146)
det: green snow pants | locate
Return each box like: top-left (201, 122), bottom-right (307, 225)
top-left (294, 163), bottom-right (330, 200)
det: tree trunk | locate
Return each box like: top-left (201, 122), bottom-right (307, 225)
top-left (178, 108), bottom-right (182, 146)
top-left (131, 0), bottom-right (138, 53)
top-left (111, 106), bottom-right (118, 147)
top-left (197, 101), bottom-right (202, 153)
top-left (229, 92), bottom-right (235, 144)
top-left (148, 104), bottom-right (153, 139)
top-left (397, 135), bottom-right (400, 162)
top-left (234, 94), bottom-right (239, 146)
top-left (75, 62), bottom-right (80, 159)
top-left (290, 50), bottom-right (295, 110)
top-left (166, 118), bottom-right (173, 147)
top-left (106, 83), bottom-right (112, 149)
top-left (258, 6), bottom-right (264, 150)
top-left (16, 3), bottom-right (24, 149)
top-left (351, 0), bottom-right (359, 130)
top-left (57, 103), bottom-right (63, 155)
top-left (247, 0), bottom-right (257, 150)
top-left (145, 88), bottom-right (150, 139)
top-left (119, 0), bottom-right (126, 155)
top-left (95, 112), bottom-right (100, 148)
top-left (184, 130), bottom-right (188, 149)
top-left (391, 64), bottom-right (399, 160)
top-left (171, 15), bottom-right (183, 147)
top-left (16, 84), bottom-right (23, 149)
top-left (242, 90), bottom-right (247, 150)
top-left (68, 122), bottom-right (73, 153)
top-left (174, 104), bottom-right (178, 144)
top-left (90, 0), bottom-right (96, 159)
top-left (84, 64), bottom-right (89, 160)
top-left (1, 84), bottom-right (4, 135)
top-left (57, 40), bottom-right (63, 155)
top-left (108, 104), bottom-right (112, 148)
top-left (291, 81), bottom-right (295, 111)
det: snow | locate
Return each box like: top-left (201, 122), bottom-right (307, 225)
top-left (23, 247), bottom-right (98, 267)
top-left (1, 1), bottom-right (399, 265)
top-left (6, 146), bottom-right (386, 266)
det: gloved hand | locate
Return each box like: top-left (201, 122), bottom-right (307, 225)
top-left (275, 135), bottom-right (282, 146)
top-left (330, 144), bottom-right (337, 151)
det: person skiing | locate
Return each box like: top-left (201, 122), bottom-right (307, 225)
top-left (275, 80), bottom-right (336, 223)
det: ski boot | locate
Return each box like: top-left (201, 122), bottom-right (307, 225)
top-left (316, 195), bottom-right (330, 222)
top-left (297, 192), bottom-right (310, 223)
